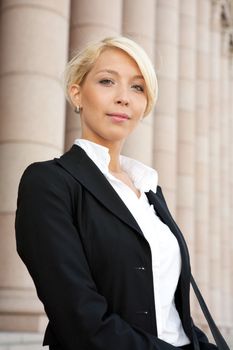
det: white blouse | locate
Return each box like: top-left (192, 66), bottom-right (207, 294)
top-left (74, 139), bottom-right (190, 346)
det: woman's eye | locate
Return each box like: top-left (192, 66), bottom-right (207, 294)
top-left (132, 84), bottom-right (144, 92)
top-left (99, 79), bottom-right (114, 86)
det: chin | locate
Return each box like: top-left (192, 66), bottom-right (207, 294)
top-left (104, 131), bottom-right (131, 143)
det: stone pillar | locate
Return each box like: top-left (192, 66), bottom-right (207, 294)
top-left (0, 0), bottom-right (70, 331)
top-left (229, 46), bottom-right (233, 343)
top-left (220, 27), bottom-right (231, 330)
top-left (65, 0), bottom-right (122, 150)
top-left (228, 34), bottom-right (233, 343)
top-left (176, 0), bottom-right (196, 266)
top-left (209, 0), bottom-right (221, 323)
top-left (122, 0), bottom-right (156, 166)
top-left (194, 0), bottom-right (210, 324)
top-left (154, 0), bottom-right (180, 214)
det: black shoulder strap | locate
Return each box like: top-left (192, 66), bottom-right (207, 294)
top-left (191, 275), bottom-right (230, 350)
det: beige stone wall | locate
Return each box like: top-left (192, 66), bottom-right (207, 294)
top-left (0, 0), bottom-right (232, 346)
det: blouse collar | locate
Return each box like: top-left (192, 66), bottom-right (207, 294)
top-left (74, 139), bottom-right (158, 193)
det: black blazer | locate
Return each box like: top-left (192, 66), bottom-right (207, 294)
top-left (15, 145), bottom-right (209, 350)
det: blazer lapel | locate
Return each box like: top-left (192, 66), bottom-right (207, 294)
top-left (146, 188), bottom-right (191, 274)
top-left (146, 188), bottom-right (193, 340)
top-left (56, 145), bottom-right (143, 237)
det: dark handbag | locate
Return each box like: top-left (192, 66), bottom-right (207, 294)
top-left (191, 275), bottom-right (230, 350)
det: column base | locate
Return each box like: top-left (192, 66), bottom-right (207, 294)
top-left (0, 331), bottom-right (48, 349)
top-left (0, 314), bottom-right (48, 332)
top-left (0, 288), bottom-right (47, 332)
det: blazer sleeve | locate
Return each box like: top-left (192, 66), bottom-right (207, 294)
top-left (15, 162), bottom-right (184, 350)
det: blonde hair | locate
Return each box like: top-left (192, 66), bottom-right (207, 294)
top-left (64, 36), bottom-right (158, 117)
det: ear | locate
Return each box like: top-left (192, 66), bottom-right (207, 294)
top-left (69, 84), bottom-right (82, 108)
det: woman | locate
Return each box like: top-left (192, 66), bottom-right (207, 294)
top-left (15, 37), bottom-right (224, 350)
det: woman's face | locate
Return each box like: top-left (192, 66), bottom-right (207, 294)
top-left (70, 48), bottom-right (147, 148)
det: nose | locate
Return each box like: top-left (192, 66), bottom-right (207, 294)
top-left (115, 86), bottom-right (129, 106)
top-left (116, 98), bottom-right (129, 106)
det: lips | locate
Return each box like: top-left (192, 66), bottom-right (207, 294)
top-left (107, 113), bottom-right (130, 121)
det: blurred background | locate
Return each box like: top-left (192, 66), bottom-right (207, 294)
top-left (0, 0), bottom-right (233, 348)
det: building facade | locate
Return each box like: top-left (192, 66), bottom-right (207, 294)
top-left (0, 0), bottom-right (233, 347)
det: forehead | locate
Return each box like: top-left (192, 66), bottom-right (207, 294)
top-left (90, 48), bottom-right (143, 76)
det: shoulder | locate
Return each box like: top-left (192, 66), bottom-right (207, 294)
top-left (22, 158), bottom-right (64, 178)
top-left (18, 158), bottom-right (81, 198)
top-left (20, 159), bottom-right (66, 186)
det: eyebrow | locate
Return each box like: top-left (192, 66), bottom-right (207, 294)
top-left (95, 69), bottom-right (144, 80)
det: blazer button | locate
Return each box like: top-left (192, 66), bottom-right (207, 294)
top-left (134, 266), bottom-right (146, 271)
top-left (136, 311), bottom-right (149, 315)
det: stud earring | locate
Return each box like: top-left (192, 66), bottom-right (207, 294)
top-left (74, 105), bottom-right (80, 114)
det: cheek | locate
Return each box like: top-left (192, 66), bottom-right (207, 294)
top-left (135, 97), bottom-right (147, 115)
top-left (84, 91), bottom-right (107, 112)
top-left (82, 92), bottom-right (96, 109)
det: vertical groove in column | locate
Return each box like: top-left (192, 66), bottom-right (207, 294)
top-left (220, 27), bottom-right (231, 329)
top-left (65, 0), bottom-right (123, 150)
top-left (229, 51), bottom-right (233, 340)
top-left (122, 0), bottom-right (156, 166)
top-left (193, 0), bottom-right (210, 327)
top-left (176, 0), bottom-right (197, 265)
top-left (154, 0), bottom-right (180, 215)
top-left (228, 36), bottom-right (233, 339)
top-left (209, 0), bottom-right (221, 323)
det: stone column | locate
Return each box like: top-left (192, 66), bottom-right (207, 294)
top-left (229, 46), bottom-right (233, 343)
top-left (176, 0), bottom-right (197, 266)
top-left (0, 0), bottom-right (70, 331)
top-left (209, 0), bottom-right (221, 323)
top-left (122, 0), bottom-right (156, 166)
top-left (65, 0), bottom-right (123, 150)
top-left (220, 28), bottom-right (231, 330)
top-left (228, 35), bottom-right (233, 343)
top-left (194, 0), bottom-right (211, 321)
top-left (154, 0), bottom-right (180, 214)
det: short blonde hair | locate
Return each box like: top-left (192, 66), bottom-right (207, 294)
top-left (64, 36), bottom-right (158, 117)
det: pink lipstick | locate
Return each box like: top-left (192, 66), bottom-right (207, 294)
top-left (107, 113), bottom-right (130, 122)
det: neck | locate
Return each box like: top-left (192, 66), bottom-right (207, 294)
top-left (108, 147), bottom-right (122, 173)
top-left (102, 141), bottom-right (124, 173)
top-left (80, 135), bottom-right (124, 172)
